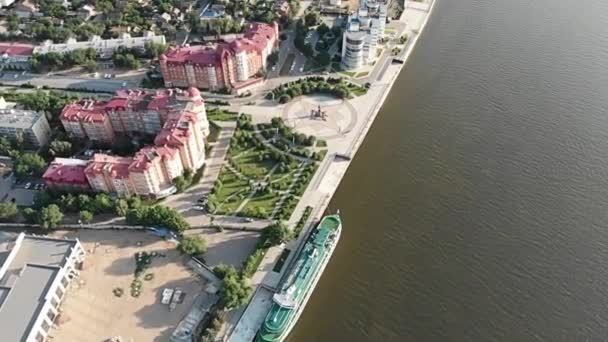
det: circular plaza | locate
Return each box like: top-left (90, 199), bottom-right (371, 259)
top-left (281, 95), bottom-right (358, 140)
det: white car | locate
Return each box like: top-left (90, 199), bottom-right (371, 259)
top-left (24, 182), bottom-right (31, 189)
top-left (299, 67), bottom-right (304, 72)
top-left (193, 206), bottom-right (205, 211)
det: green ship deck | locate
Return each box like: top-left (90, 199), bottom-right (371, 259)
top-left (256, 215), bottom-right (341, 342)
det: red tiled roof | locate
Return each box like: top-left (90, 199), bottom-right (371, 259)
top-left (42, 158), bottom-right (89, 186)
top-left (0, 43), bottom-right (35, 57)
top-left (60, 100), bottom-right (107, 123)
top-left (85, 154), bottom-right (132, 178)
top-left (161, 22), bottom-right (277, 64)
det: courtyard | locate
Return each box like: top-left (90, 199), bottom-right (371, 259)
top-left (49, 230), bottom-right (205, 342)
top-left (208, 114), bottom-right (322, 221)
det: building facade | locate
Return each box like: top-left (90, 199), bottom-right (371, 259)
top-left (56, 87), bottom-right (209, 198)
top-left (0, 108), bottom-right (51, 147)
top-left (160, 22), bottom-right (279, 92)
top-left (60, 100), bottom-right (115, 143)
top-left (0, 233), bottom-right (85, 342)
top-left (34, 31), bottom-right (166, 58)
top-left (341, 0), bottom-right (388, 70)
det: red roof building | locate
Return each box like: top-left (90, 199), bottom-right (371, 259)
top-left (55, 87), bottom-right (208, 198)
top-left (42, 158), bottom-right (90, 190)
top-left (60, 100), bottom-right (115, 143)
top-left (160, 22), bottom-right (279, 92)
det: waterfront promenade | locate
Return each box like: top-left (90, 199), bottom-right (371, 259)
top-left (226, 0), bottom-right (437, 340)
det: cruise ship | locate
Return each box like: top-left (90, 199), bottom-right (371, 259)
top-left (256, 214), bottom-right (342, 342)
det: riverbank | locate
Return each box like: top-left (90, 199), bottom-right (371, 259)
top-left (226, 0), bottom-right (438, 340)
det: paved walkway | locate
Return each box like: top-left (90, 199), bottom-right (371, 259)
top-left (162, 121), bottom-right (236, 225)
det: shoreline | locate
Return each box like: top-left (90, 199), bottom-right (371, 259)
top-left (227, 0), bottom-right (439, 340)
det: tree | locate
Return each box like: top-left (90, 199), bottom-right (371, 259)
top-left (14, 153), bottom-right (47, 179)
top-left (179, 235), bottom-right (207, 255)
top-left (315, 51), bottom-right (331, 66)
top-left (0, 201), bottom-right (18, 222)
top-left (91, 193), bottom-right (113, 213)
top-left (114, 198), bottom-right (129, 216)
top-left (219, 267), bottom-right (252, 309)
top-left (40, 204), bottom-right (63, 230)
top-left (278, 94), bottom-right (291, 104)
top-left (0, 136), bottom-right (13, 155)
top-left (267, 51), bottom-right (279, 67)
top-left (304, 11), bottom-right (320, 27)
top-left (58, 194), bottom-right (78, 212)
top-left (50, 140), bottom-right (73, 157)
top-left (79, 210), bottom-right (93, 224)
top-left (77, 194), bottom-right (91, 211)
top-left (127, 196), bottom-right (142, 209)
top-left (261, 222), bottom-right (291, 247)
top-left (174, 176), bottom-right (187, 193)
top-left (144, 41), bottom-right (168, 58)
top-left (22, 207), bottom-right (38, 224)
top-left (316, 22), bottom-right (330, 35)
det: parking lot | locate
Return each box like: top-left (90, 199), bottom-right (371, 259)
top-left (0, 172), bottom-right (40, 206)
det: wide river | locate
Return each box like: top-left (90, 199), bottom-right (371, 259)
top-left (288, 0), bottom-right (608, 341)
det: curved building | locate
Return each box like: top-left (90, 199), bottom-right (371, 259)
top-left (341, 31), bottom-right (366, 70)
top-left (341, 0), bottom-right (388, 70)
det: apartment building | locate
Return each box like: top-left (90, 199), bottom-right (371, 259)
top-left (154, 111), bottom-right (206, 171)
top-left (0, 233), bottom-right (85, 342)
top-left (342, 0), bottom-right (388, 70)
top-left (159, 22), bottom-right (279, 92)
top-left (84, 154), bottom-right (135, 196)
top-left (55, 87), bottom-right (209, 198)
top-left (0, 108), bottom-right (51, 147)
top-left (60, 100), bottom-right (115, 143)
top-left (128, 145), bottom-right (184, 197)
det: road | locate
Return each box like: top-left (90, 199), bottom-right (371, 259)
top-left (0, 72), bottom-right (139, 93)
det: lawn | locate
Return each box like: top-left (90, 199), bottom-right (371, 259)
top-left (355, 71), bottom-right (370, 78)
top-left (214, 168), bottom-right (250, 213)
top-left (208, 115), bottom-right (322, 219)
top-left (236, 150), bottom-right (276, 179)
top-left (207, 108), bottom-right (238, 121)
top-left (239, 192), bottom-right (279, 217)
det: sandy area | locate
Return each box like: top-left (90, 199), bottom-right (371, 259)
top-left (49, 230), bottom-right (205, 342)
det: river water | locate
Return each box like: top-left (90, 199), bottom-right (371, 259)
top-left (288, 0), bottom-right (608, 341)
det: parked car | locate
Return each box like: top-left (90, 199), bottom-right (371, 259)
top-left (244, 218), bottom-right (254, 223)
top-left (193, 206), bottom-right (205, 211)
top-left (24, 182), bottom-right (31, 189)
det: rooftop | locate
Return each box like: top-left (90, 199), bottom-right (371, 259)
top-left (60, 100), bottom-right (107, 124)
top-left (85, 153), bottom-right (133, 178)
top-left (0, 42), bottom-right (35, 57)
top-left (161, 22), bottom-right (277, 65)
top-left (0, 109), bottom-right (44, 129)
top-left (42, 158), bottom-right (89, 185)
top-left (0, 234), bottom-right (80, 342)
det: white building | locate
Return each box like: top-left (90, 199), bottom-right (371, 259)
top-left (329, 0), bottom-right (342, 6)
top-left (0, 0), bottom-right (15, 8)
top-left (0, 108), bottom-right (52, 147)
top-left (34, 31), bottom-right (166, 57)
top-left (341, 0), bottom-right (388, 70)
top-left (0, 233), bottom-right (85, 342)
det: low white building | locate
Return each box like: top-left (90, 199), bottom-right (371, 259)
top-left (0, 233), bottom-right (85, 342)
top-left (34, 31), bottom-right (166, 57)
top-left (0, 0), bottom-right (15, 8)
